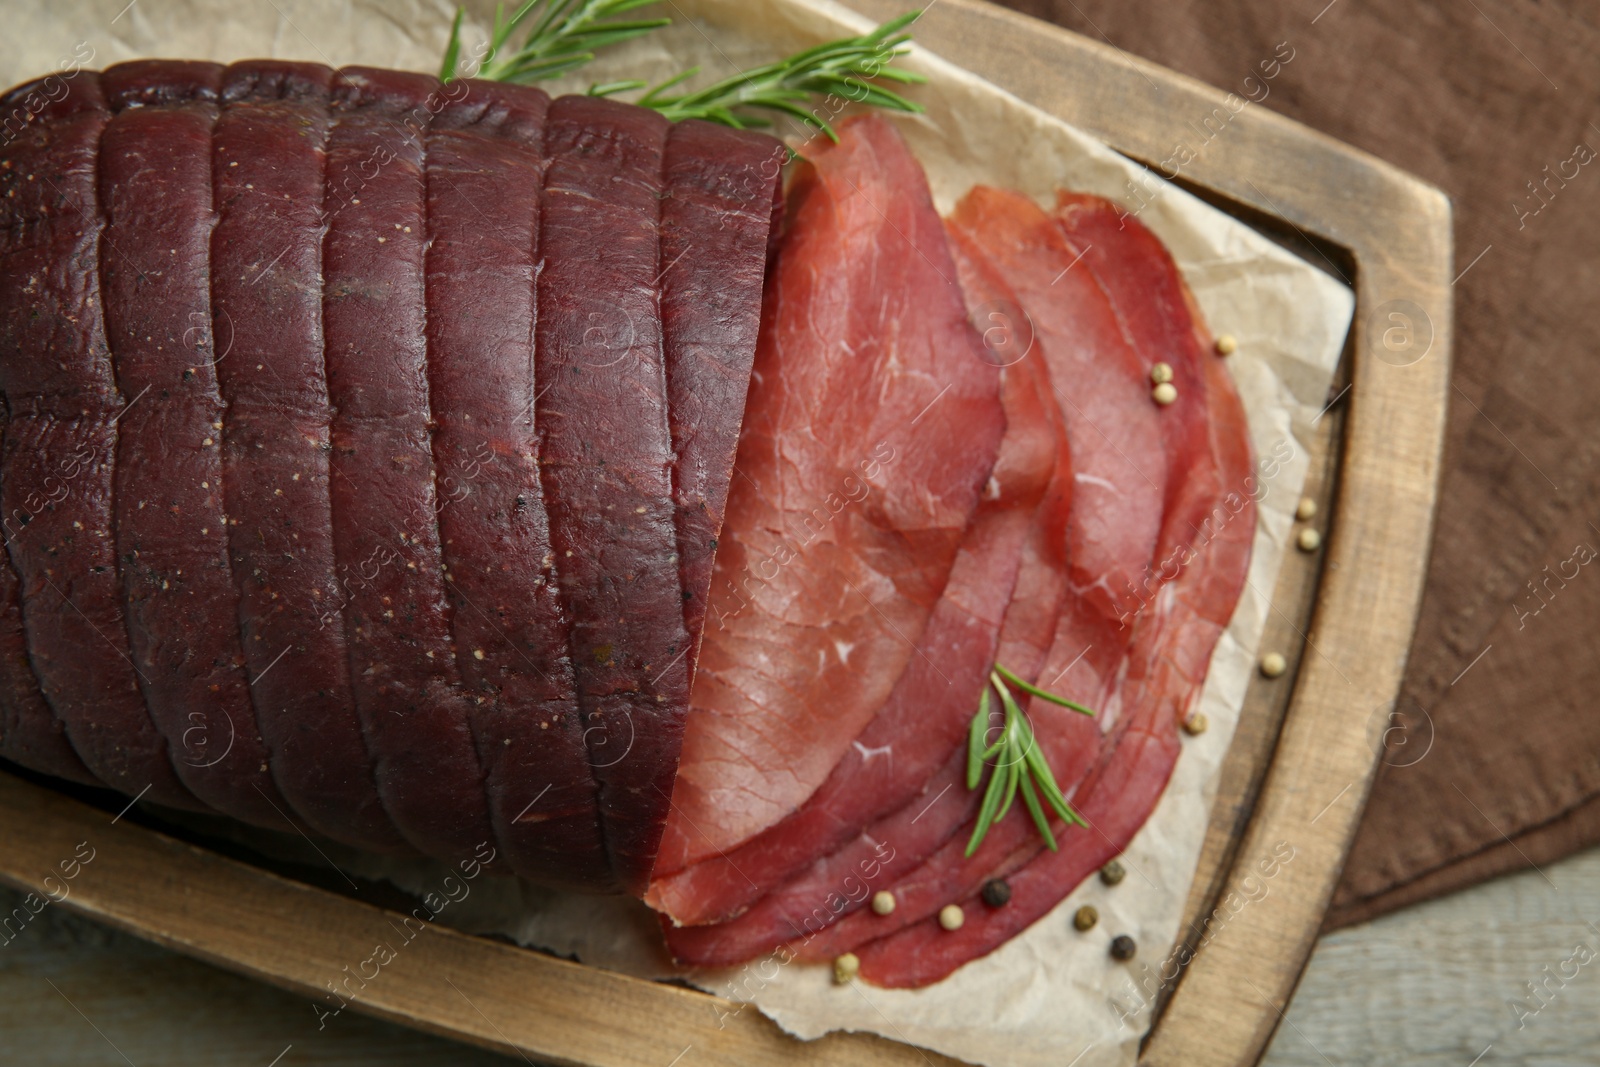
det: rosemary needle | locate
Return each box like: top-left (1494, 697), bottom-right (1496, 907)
top-left (440, 0), bottom-right (671, 84)
top-left (964, 669), bottom-right (1091, 857)
top-left (630, 12), bottom-right (927, 140)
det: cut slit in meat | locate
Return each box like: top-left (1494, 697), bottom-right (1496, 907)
top-left (210, 60), bottom-right (408, 852)
top-left (655, 115), bottom-right (1006, 876)
top-left (659, 119), bottom-right (787, 681)
top-left (535, 95), bottom-right (690, 894)
top-left (322, 67), bottom-right (497, 866)
top-left (0, 72), bottom-right (202, 810)
top-left (649, 220), bottom-right (1068, 935)
top-left (98, 60), bottom-right (290, 827)
top-left (422, 78), bottom-right (610, 890)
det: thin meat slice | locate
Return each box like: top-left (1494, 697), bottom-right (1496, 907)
top-left (789, 594), bottom-right (1123, 964)
top-left (656, 115), bottom-right (1005, 873)
top-left (97, 61), bottom-right (287, 826)
top-left (322, 68), bottom-right (494, 865)
top-left (0, 406), bottom-right (94, 785)
top-left (649, 224), bottom-right (1065, 931)
top-left (1052, 193), bottom-right (1219, 596)
top-left (853, 226), bottom-right (1256, 989)
top-left (0, 73), bottom-right (200, 809)
top-left (423, 80), bottom-right (610, 889)
top-left (658, 120), bottom-right (786, 676)
top-left (535, 95), bottom-right (687, 894)
top-left (760, 237), bottom-right (1130, 967)
top-left (786, 193), bottom-right (1195, 964)
top-left (960, 186), bottom-right (1166, 623)
top-left (210, 60), bottom-right (407, 851)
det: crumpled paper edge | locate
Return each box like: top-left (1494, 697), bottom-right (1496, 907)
top-left (2, 3), bottom-right (1352, 1065)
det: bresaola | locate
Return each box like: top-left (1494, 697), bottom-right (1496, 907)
top-left (0, 63), bottom-right (1255, 989)
top-left (0, 62), bottom-right (784, 891)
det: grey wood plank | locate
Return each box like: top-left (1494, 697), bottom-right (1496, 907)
top-left (1262, 847), bottom-right (1600, 1067)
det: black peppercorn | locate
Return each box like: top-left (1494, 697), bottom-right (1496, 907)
top-left (980, 879), bottom-right (1011, 908)
top-left (1110, 935), bottom-right (1137, 961)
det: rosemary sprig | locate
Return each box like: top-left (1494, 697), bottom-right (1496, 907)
top-left (439, 0), bottom-right (671, 83)
top-left (965, 669), bottom-right (1094, 857)
top-left (626, 11), bottom-right (927, 140)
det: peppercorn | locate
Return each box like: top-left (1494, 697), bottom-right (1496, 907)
top-left (1149, 361), bottom-right (1174, 385)
top-left (980, 879), bottom-right (1012, 908)
top-left (1100, 860), bottom-right (1126, 886)
top-left (871, 890), bottom-right (897, 916)
top-left (1297, 528), bottom-right (1322, 552)
top-left (1295, 497), bottom-right (1317, 522)
top-left (833, 953), bottom-right (860, 984)
top-left (938, 904), bottom-right (965, 931)
top-left (1073, 905), bottom-right (1099, 932)
top-left (1182, 712), bottom-right (1208, 736)
top-left (1152, 382), bottom-right (1178, 406)
top-left (1215, 334), bottom-right (1238, 356)
top-left (1260, 652), bottom-right (1287, 678)
top-left (1110, 935), bottom-right (1137, 961)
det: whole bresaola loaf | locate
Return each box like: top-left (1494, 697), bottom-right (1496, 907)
top-left (0, 61), bottom-right (784, 894)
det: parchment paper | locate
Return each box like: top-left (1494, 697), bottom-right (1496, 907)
top-left (2, 3), bottom-right (1353, 1064)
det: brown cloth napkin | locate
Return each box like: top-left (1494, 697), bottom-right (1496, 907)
top-left (993, 0), bottom-right (1600, 928)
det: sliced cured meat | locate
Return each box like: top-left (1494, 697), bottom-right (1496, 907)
top-left (851, 221), bottom-right (1256, 989)
top-left (957, 186), bottom-right (1166, 624)
top-left (322, 68), bottom-right (495, 864)
top-left (98, 60), bottom-right (288, 826)
top-left (0, 408), bottom-right (94, 786)
top-left (779, 192), bottom-right (1195, 965)
top-left (656, 115), bottom-right (1005, 873)
top-left (649, 223), bottom-right (1066, 932)
top-left (658, 120), bottom-right (787, 676)
top-left (210, 60), bottom-right (407, 851)
top-left (422, 80), bottom-right (609, 889)
top-left (1052, 193), bottom-right (1219, 597)
top-left (787, 597), bottom-right (1121, 964)
top-left (0, 72), bottom-right (201, 809)
top-left (535, 95), bottom-right (687, 894)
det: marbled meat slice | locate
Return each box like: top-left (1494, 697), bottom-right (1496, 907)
top-left (655, 115), bottom-right (1005, 873)
top-left (658, 119), bottom-right (786, 676)
top-left (535, 95), bottom-right (688, 893)
top-left (649, 222), bottom-right (1065, 932)
top-left (423, 79), bottom-right (610, 889)
top-left (97, 60), bottom-right (288, 825)
top-left (322, 67), bottom-right (495, 865)
top-left (0, 72), bottom-right (201, 808)
top-left (664, 226), bottom-right (1095, 967)
top-left (1053, 192), bottom-right (1220, 590)
top-left (210, 60), bottom-right (407, 850)
top-left (852, 214), bottom-right (1256, 989)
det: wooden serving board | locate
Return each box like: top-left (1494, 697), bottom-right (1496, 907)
top-left (0, 1), bottom-right (1451, 1064)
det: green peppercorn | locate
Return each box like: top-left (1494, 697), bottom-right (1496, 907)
top-left (1100, 860), bottom-right (1126, 886)
top-left (1073, 905), bottom-right (1098, 932)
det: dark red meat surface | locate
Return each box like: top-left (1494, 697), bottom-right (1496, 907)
top-left (0, 61), bottom-right (784, 892)
top-left (422, 79), bottom-right (610, 889)
top-left (0, 72), bottom-right (201, 810)
top-left (210, 59), bottom-right (406, 851)
top-left (98, 60), bottom-right (290, 826)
